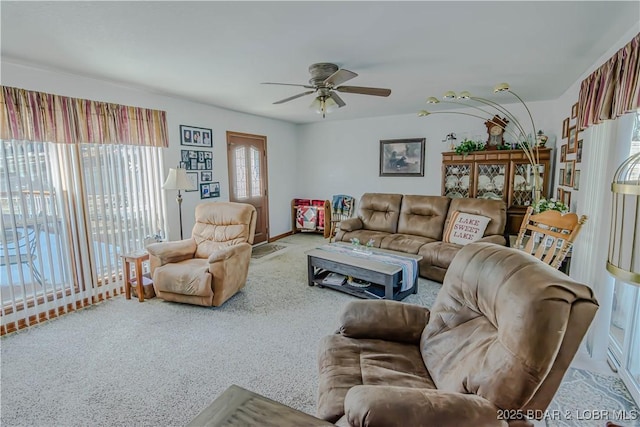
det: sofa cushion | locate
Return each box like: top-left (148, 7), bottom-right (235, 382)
top-left (418, 241), bottom-right (462, 269)
top-left (444, 198), bottom-right (506, 237)
top-left (153, 258), bottom-right (211, 296)
top-left (317, 334), bottom-right (436, 423)
top-left (381, 234), bottom-right (437, 254)
top-left (358, 193), bottom-right (403, 233)
top-left (337, 230), bottom-right (390, 248)
top-left (397, 195), bottom-right (451, 240)
top-left (442, 211), bottom-right (491, 245)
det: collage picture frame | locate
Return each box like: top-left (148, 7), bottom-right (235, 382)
top-left (180, 125), bottom-right (213, 148)
top-left (557, 101), bottom-right (583, 212)
top-left (200, 181), bottom-right (220, 199)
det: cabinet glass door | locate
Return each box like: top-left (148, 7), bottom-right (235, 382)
top-left (476, 163), bottom-right (507, 201)
top-left (443, 163), bottom-right (472, 198)
top-left (511, 162), bottom-right (545, 207)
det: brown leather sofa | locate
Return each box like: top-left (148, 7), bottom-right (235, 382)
top-left (317, 242), bottom-right (599, 426)
top-left (147, 201), bottom-right (256, 307)
top-left (334, 193), bottom-right (507, 281)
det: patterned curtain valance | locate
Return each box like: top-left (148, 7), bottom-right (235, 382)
top-left (577, 33), bottom-right (640, 131)
top-left (0, 86), bottom-right (169, 147)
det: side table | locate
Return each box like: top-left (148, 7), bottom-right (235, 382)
top-left (121, 251), bottom-right (152, 302)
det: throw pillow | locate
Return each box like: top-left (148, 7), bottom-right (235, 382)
top-left (443, 211), bottom-right (491, 245)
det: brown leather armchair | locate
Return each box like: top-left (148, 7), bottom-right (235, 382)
top-left (317, 242), bottom-right (598, 426)
top-left (147, 202), bottom-right (256, 307)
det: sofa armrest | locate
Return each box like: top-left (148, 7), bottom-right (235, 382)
top-left (207, 243), bottom-right (250, 263)
top-left (339, 300), bottom-right (429, 344)
top-left (344, 385), bottom-right (510, 427)
top-left (476, 235), bottom-right (507, 246)
top-left (339, 218), bottom-right (363, 232)
top-left (147, 239), bottom-right (197, 268)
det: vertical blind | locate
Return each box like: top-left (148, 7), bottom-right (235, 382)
top-left (0, 86), bottom-right (168, 334)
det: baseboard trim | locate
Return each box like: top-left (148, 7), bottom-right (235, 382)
top-left (268, 231), bottom-right (293, 242)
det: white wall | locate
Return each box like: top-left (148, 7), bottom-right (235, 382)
top-left (1, 60), bottom-right (299, 240)
top-left (296, 100), bottom-right (559, 203)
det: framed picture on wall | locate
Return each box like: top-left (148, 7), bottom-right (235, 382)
top-left (559, 168), bottom-right (566, 187)
top-left (200, 183), bottom-right (212, 199)
top-left (200, 171), bottom-right (212, 182)
top-left (563, 190), bottom-right (572, 208)
top-left (180, 125), bottom-right (213, 148)
top-left (565, 160), bottom-right (575, 187)
top-left (379, 138), bottom-right (425, 177)
top-left (571, 102), bottom-right (578, 119)
top-left (210, 181), bottom-right (220, 198)
top-left (557, 187), bottom-right (564, 201)
top-left (573, 170), bottom-right (580, 191)
top-left (560, 144), bottom-right (567, 162)
top-left (185, 172), bottom-right (198, 192)
top-left (567, 127), bottom-right (578, 153)
top-left (562, 118), bottom-right (570, 138)
top-left (576, 139), bottom-right (583, 163)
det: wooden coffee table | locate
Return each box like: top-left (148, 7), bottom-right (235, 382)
top-left (187, 384), bottom-right (333, 426)
top-left (306, 244), bottom-right (422, 301)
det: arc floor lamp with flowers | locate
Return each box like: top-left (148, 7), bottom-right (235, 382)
top-left (418, 82), bottom-right (546, 207)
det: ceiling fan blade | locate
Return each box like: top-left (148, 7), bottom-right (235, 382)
top-left (323, 69), bottom-right (358, 87)
top-left (329, 91), bottom-right (346, 108)
top-left (262, 82), bottom-right (315, 89)
top-left (336, 86), bottom-right (392, 97)
top-left (273, 90), bottom-right (315, 104)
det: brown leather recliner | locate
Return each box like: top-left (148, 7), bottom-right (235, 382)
top-left (147, 202), bottom-right (256, 307)
top-left (317, 242), bottom-right (598, 426)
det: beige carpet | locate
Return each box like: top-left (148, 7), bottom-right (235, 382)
top-left (0, 233), bottom-right (636, 427)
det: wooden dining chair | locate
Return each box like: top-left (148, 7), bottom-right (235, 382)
top-left (514, 206), bottom-right (588, 270)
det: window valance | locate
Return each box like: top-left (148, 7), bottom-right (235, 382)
top-left (0, 86), bottom-right (169, 147)
top-left (578, 33), bottom-right (640, 130)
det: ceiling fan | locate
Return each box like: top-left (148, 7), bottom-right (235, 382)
top-left (262, 63), bottom-right (392, 117)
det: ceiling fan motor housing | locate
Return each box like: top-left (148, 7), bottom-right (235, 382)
top-left (308, 63), bottom-right (339, 86)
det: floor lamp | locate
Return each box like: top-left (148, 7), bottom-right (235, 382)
top-left (162, 167), bottom-right (195, 240)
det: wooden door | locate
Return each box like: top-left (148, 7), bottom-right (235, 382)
top-left (226, 131), bottom-right (269, 244)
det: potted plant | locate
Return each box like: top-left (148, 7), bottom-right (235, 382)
top-left (455, 139), bottom-right (486, 156)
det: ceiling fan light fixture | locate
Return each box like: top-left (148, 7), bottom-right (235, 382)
top-left (494, 82), bottom-right (510, 93)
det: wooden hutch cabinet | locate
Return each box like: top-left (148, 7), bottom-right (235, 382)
top-left (441, 148), bottom-right (552, 235)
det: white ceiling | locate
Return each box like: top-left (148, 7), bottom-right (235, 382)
top-left (1, 1), bottom-right (639, 124)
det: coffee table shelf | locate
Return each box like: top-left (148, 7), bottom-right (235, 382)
top-left (306, 246), bottom-right (422, 301)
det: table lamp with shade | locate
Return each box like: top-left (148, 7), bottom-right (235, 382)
top-left (162, 167), bottom-right (196, 240)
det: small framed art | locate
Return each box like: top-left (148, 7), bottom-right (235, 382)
top-left (180, 125), bottom-right (213, 148)
top-left (379, 138), bottom-right (425, 177)
top-left (563, 190), bottom-right (571, 208)
top-left (562, 118), bottom-right (570, 138)
top-left (200, 183), bottom-right (212, 199)
top-left (210, 181), bottom-right (220, 198)
top-left (567, 126), bottom-right (577, 153)
top-left (573, 170), bottom-right (580, 191)
top-left (560, 144), bottom-right (567, 162)
top-left (559, 168), bottom-right (566, 187)
top-left (200, 171), bottom-right (212, 182)
top-left (571, 102), bottom-right (578, 119)
top-left (565, 160), bottom-right (575, 187)
top-left (576, 139), bottom-right (583, 163)
top-left (185, 172), bottom-right (198, 192)
top-left (557, 187), bottom-right (564, 201)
